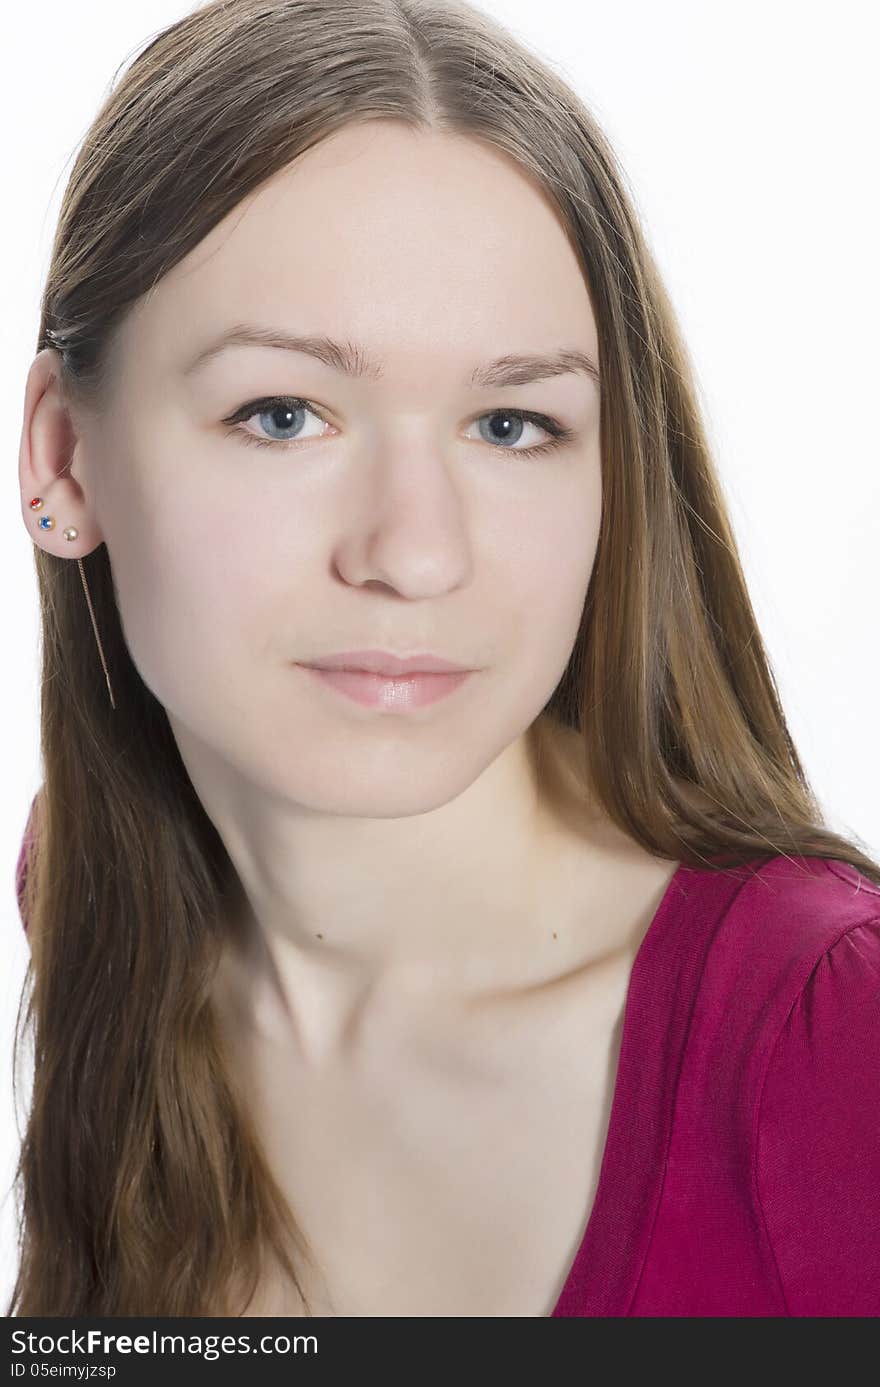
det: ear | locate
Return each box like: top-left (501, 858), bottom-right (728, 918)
top-left (19, 348), bottom-right (107, 556)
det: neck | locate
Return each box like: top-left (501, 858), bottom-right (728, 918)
top-left (208, 718), bottom-right (600, 1064)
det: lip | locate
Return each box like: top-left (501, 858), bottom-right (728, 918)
top-left (301, 649), bottom-right (472, 675)
top-left (298, 664), bottom-right (473, 710)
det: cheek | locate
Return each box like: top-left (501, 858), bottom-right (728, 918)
top-left (109, 511), bottom-right (278, 716)
top-left (491, 469), bottom-right (601, 671)
top-left (102, 426), bottom-right (290, 672)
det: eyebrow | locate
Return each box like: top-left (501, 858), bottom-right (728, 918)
top-left (181, 324), bottom-right (601, 390)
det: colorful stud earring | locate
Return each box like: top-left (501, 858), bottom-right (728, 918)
top-left (30, 497), bottom-right (54, 530)
top-left (28, 497), bottom-right (116, 709)
top-left (30, 499), bottom-right (76, 539)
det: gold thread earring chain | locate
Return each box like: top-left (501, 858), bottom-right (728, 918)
top-left (29, 496), bottom-right (117, 711)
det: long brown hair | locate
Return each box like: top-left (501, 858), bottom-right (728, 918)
top-left (10, 0), bottom-right (879, 1316)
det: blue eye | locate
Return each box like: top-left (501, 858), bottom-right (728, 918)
top-left (222, 395), bottom-right (576, 460)
top-left (224, 397), bottom-right (326, 448)
top-left (471, 410), bottom-right (569, 456)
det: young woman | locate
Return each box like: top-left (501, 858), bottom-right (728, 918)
top-left (11, 0), bottom-right (880, 1317)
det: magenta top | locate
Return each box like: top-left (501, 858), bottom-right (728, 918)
top-left (13, 792), bottom-right (880, 1316)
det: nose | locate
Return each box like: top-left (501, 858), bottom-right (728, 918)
top-left (331, 444), bottom-right (474, 599)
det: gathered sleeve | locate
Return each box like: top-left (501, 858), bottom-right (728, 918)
top-left (755, 916), bottom-right (880, 1315)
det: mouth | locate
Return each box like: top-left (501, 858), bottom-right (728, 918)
top-left (297, 662), bottom-right (474, 711)
top-left (300, 649), bottom-right (472, 677)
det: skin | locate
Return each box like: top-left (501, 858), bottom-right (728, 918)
top-left (20, 122), bottom-right (680, 1311)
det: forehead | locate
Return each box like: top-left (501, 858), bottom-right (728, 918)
top-left (123, 122), bottom-right (598, 378)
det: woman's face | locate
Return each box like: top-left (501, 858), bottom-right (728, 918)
top-left (80, 121), bottom-right (603, 816)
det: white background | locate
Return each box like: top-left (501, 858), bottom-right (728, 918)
top-left (2, 0), bottom-right (878, 1303)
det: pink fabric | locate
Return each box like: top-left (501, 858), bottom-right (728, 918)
top-left (551, 853), bottom-right (880, 1316)
top-left (15, 792), bottom-right (40, 932)
top-left (13, 793), bottom-right (880, 1315)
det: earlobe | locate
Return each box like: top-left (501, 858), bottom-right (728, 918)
top-left (26, 492), bottom-right (117, 711)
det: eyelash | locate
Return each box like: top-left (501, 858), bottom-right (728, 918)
top-left (222, 395), bottom-right (576, 460)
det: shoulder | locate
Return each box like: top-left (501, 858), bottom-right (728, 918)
top-left (677, 853), bottom-right (880, 1015)
top-left (749, 860), bottom-right (880, 1314)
